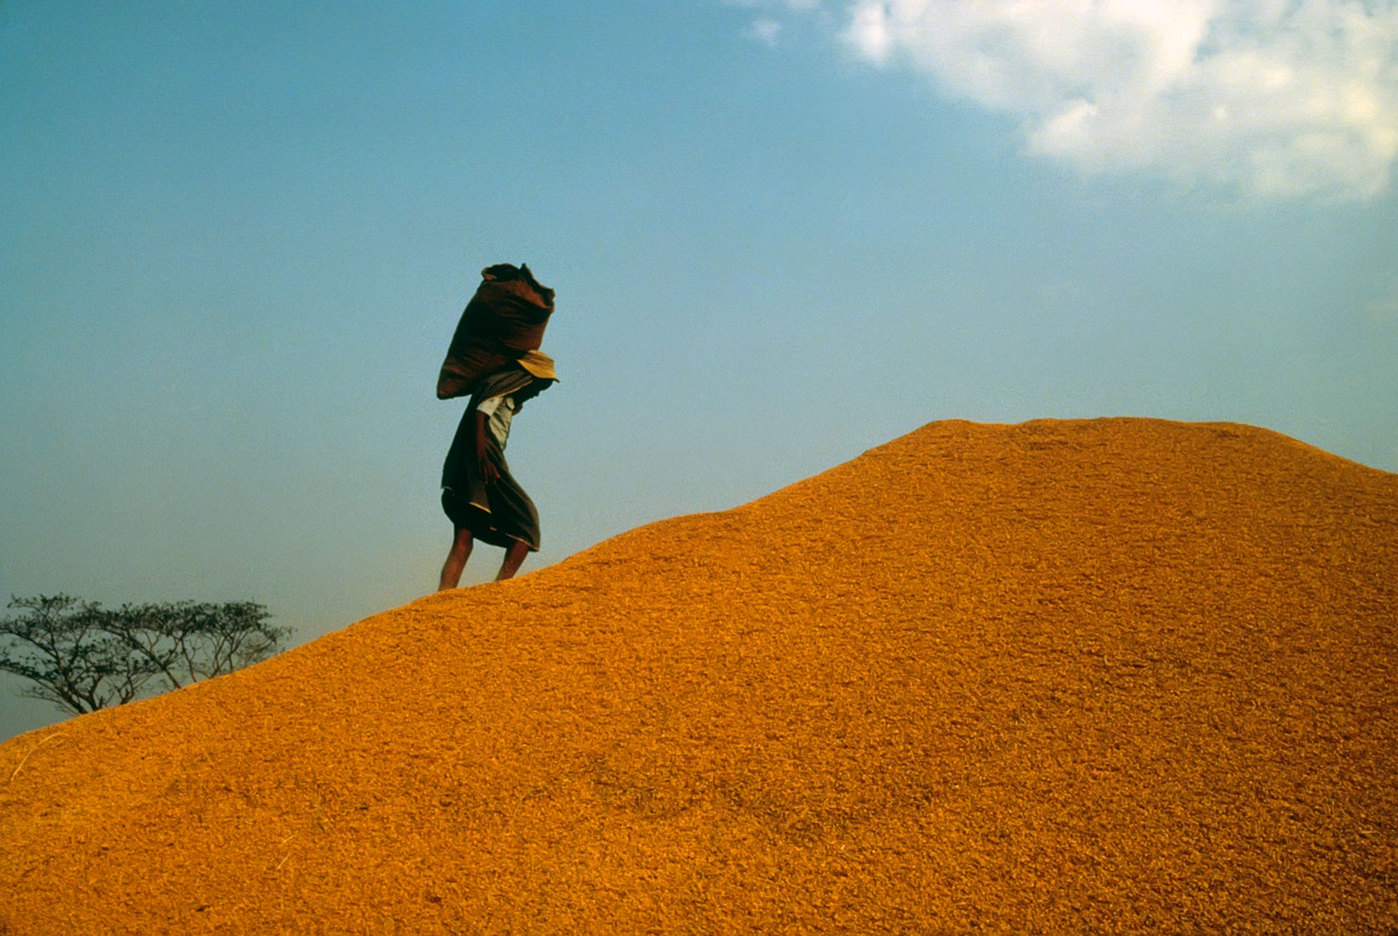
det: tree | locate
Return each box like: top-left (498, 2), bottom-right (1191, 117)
top-left (0, 595), bottom-right (289, 717)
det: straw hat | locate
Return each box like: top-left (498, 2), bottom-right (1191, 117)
top-left (516, 349), bottom-right (557, 381)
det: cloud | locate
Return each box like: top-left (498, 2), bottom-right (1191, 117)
top-left (836, 0), bottom-right (1398, 200)
top-left (729, 0), bottom-right (828, 46)
top-left (746, 17), bottom-right (785, 46)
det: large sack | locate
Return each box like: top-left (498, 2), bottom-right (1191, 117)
top-left (436, 263), bottom-right (556, 400)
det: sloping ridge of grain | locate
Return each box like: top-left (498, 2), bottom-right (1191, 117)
top-left (2, 418), bottom-right (1396, 935)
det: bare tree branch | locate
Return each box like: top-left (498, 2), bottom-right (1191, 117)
top-left (0, 595), bottom-right (289, 717)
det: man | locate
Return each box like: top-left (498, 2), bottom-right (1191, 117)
top-left (436, 263), bottom-right (558, 589)
top-left (438, 351), bottom-right (556, 587)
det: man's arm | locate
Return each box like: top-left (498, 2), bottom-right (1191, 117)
top-left (474, 410), bottom-right (500, 484)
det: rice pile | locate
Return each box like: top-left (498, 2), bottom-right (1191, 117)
top-left (2, 418), bottom-right (1395, 934)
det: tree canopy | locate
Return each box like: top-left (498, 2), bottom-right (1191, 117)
top-left (0, 595), bottom-right (289, 716)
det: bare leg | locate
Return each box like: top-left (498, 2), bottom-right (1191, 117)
top-left (438, 526), bottom-right (474, 590)
top-left (496, 540), bottom-right (530, 581)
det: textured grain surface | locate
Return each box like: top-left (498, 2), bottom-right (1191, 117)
top-left (2, 418), bottom-right (1396, 934)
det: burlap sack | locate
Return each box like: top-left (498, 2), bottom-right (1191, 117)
top-left (436, 263), bottom-right (556, 400)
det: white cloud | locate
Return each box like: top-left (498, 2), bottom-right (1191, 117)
top-left (836, 0), bottom-right (1398, 200)
top-left (746, 17), bottom-right (785, 46)
top-left (729, 0), bottom-right (828, 47)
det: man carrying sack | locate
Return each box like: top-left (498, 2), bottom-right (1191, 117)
top-left (436, 263), bottom-right (558, 588)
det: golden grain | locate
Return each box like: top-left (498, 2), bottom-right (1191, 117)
top-left (1, 419), bottom-right (1395, 934)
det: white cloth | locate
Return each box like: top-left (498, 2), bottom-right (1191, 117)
top-left (475, 393), bottom-right (516, 447)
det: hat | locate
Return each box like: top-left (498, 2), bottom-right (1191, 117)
top-left (517, 349), bottom-right (557, 381)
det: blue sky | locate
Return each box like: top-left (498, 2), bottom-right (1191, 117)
top-left (3, 0), bottom-right (1395, 739)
